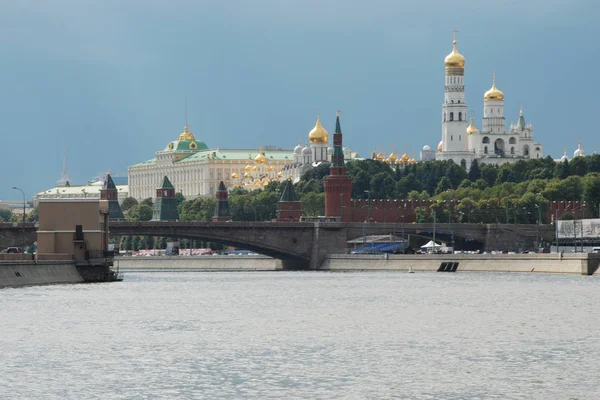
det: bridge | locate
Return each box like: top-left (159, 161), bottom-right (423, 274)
top-left (108, 221), bottom-right (554, 269)
top-left (1, 221), bottom-right (554, 269)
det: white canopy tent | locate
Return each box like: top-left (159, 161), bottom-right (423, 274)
top-left (420, 240), bottom-right (442, 250)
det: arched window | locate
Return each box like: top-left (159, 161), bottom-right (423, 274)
top-left (443, 113), bottom-right (446, 122)
top-left (523, 146), bottom-right (530, 156)
top-left (510, 147), bottom-right (515, 155)
top-left (458, 100), bottom-right (460, 103)
top-left (459, 134), bottom-right (461, 141)
top-left (509, 137), bottom-right (516, 144)
top-left (451, 135), bottom-right (453, 141)
top-left (482, 136), bottom-right (490, 144)
top-left (484, 146), bottom-right (488, 154)
top-left (458, 112), bottom-right (462, 121)
top-left (451, 100), bottom-right (454, 104)
top-left (450, 112), bottom-right (454, 121)
top-left (461, 159), bottom-right (466, 168)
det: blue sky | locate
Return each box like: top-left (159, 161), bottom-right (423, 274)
top-left (1, 0), bottom-right (599, 200)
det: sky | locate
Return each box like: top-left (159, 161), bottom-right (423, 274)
top-left (1, 0), bottom-right (599, 200)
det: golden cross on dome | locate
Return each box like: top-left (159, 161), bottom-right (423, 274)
top-left (452, 29), bottom-right (458, 42)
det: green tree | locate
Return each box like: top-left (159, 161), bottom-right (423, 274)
top-left (121, 197), bottom-right (138, 212)
top-left (126, 204), bottom-right (153, 221)
top-left (123, 236), bottom-right (133, 251)
top-left (301, 192), bottom-right (325, 216)
top-left (141, 198), bottom-right (153, 207)
top-left (569, 156), bottom-right (588, 176)
top-left (467, 159), bottom-right (482, 181)
top-left (435, 176), bottom-right (453, 195)
top-left (554, 159), bottom-right (570, 179)
top-left (583, 174), bottom-right (600, 217)
top-left (25, 207), bottom-right (39, 223)
top-left (0, 209), bottom-right (12, 222)
top-left (133, 236), bottom-right (141, 251)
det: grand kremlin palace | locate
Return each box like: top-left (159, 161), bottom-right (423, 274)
top-left (127, 119), bottom-right (360, 200)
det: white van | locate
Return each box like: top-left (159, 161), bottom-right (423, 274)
top-left (592, 247), bottom-right (600, 254)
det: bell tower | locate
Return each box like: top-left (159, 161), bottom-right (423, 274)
top-left (441, 30), bottom-right (468, 153)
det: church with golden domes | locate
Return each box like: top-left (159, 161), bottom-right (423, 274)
top-left (433, 32), bottom-right (543, 169)
top-left (280, 115), bottom-right (359, 183)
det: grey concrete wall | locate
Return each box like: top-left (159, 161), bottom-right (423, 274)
top-left (321, 253), bottom-right (600, 275)
top-left (0, 261), bottom-right (84, 288)
top-left (116, 255), bottom-right (279, 271)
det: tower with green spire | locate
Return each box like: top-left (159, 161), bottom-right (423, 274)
top-left (278, 179), bottom-right (302, 222)
top-left (323, 111), bottom-right (353, 222)
top-left (152, 176), bottom-right (179, 221)
top-left (100, 173), bottom-right (124, 220)
top-left (212, 181), bottom-right (232, 222)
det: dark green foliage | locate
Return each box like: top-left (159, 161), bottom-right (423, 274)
top-left (0, 209), bottom-right (12, 222)
top-left (121, 197), bottom-right (138, 212)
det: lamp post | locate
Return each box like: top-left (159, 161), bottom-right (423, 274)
top-left (432, 209), bottom-right (436, 253)
top-left (12, 186), bottom-right (26, 249)
top-left (364, 190), bottom-right (371, 223)
top-left (534, 204), bottom-right (541, 249)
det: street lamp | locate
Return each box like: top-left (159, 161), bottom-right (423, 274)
top-left (432, 209), bottom-right (436, 253)
top-left (534, 204), bottom-right (541, 249)
top-left (364, 190), bottom-right (371, 223)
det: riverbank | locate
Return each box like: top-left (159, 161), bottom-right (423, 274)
top-left (116, 253), bottom-right (600, 275)
top-left (116, 255), bottom-right (280, 271)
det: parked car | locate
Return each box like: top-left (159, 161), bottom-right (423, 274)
top-left (1, 247), bottom-right (22, 254)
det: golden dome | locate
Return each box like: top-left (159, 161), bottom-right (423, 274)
top-left (484, 72), bottom-right (504, 101)
top-left (252, 165), bottom-right (259, 171)
top-left (466, 118), bottom-right (479, 134)
top-left (254, 148), bottom-right (268, 164)
top-left (243, 171), bottom-right (251, 178)
top-left (244, 164), bottom-right (253, 171)
top-left (387, 153), bottom-right (397, 163)
top-left (308, 116), bottom-right (329, 144)
top-left (437, 141), bottom-right (443, 152)
top-left (444, 40), bottom-right (465, 70)
top-left (178, 125), bottom-right (196, 141)
top-left (277, 170), bottom-right (283, 178)
top-left (266, 165), bottom-right (275, 172)
top-left (376, 153), bottom-right (384, 161)
top-left (401, 153), bottom-right (410, 162)
top-left (231, 172), bottom-right (239, 179)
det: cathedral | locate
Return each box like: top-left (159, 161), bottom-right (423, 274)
top-left (433, 33), bottom-right (543, 169)
top-left (281, 116), bottom-right (359, 183)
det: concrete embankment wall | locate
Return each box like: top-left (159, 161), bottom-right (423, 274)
top-left (116, 255), bottom-right (279, 271)
top-left (322, 253), bottom-right (600, 275)
top-left (0, 261), bottom-right (84, 288)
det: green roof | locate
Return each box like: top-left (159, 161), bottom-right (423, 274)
top-left (279, 180), bottom-right (299, 202)
top-left (130, 158), bottom-right (157, 168)
top-left (164, 140), bottom-right (209, 152)
top-left (159, 176), bottom-right (174, 189)
top-left (177, 148), bottom-right (294, 164)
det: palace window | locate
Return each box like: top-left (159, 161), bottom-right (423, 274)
top-left (450, 112), bottom-right (454, 121)
top-left (458, 112), bottom-right (462, 121)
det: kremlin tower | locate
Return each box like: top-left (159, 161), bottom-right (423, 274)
top-left (324, 111), bottom-right (352, 222)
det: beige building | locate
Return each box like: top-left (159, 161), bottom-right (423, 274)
top-left (128, 125), bottom-right (295, 199)
top-left (37, 199), bottom-right (110, 262)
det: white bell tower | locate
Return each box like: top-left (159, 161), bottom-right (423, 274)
top-left (441, 30), bottom-right (468, 153)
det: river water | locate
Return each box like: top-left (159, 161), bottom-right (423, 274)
top-left (1, 271), bottom-right (599, 399)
